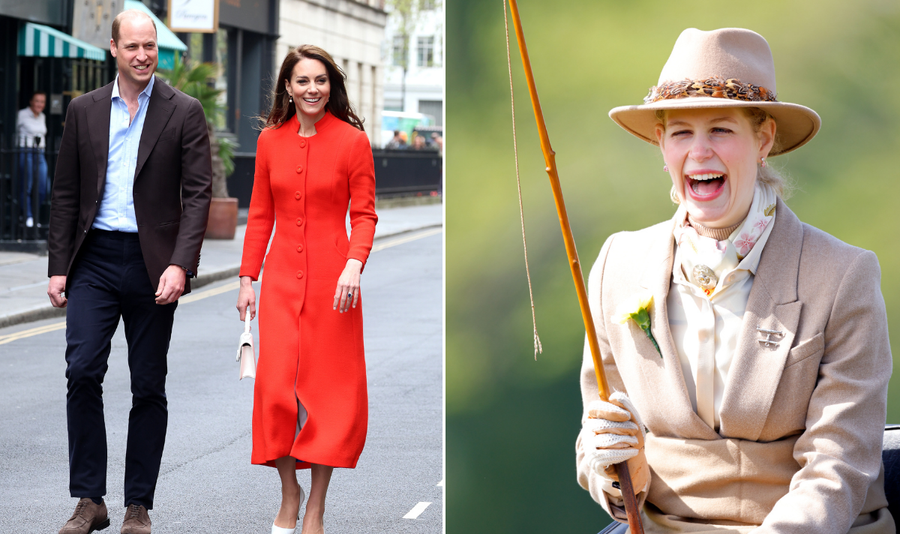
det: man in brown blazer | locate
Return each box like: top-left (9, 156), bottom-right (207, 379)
top-left (47, 9), bottom-right (211, 534)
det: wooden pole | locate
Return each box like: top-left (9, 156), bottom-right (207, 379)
top-left (506, 2), bottom-right (644, 532)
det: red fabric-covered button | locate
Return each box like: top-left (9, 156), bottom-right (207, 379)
top-left (299, 140), bottom-right (307, 148)
top-left (295, 191), bottom-right (301, 200)
top-left (297, 244), bottom-right (304, 252)
top-left (296, 270), bottom-right (304, 279)
top-left (296, 217), bottom-right (303, 226)
top-left (296, 165), bottom-right (304, 173)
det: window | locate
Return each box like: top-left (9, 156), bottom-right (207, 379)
top-left (416, 36), bottom-right (434, 67)
top-left (392, 35), bottom-right (406, 66)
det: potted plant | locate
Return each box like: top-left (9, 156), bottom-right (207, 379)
top-left (159, 55), bottom-right (239, 239)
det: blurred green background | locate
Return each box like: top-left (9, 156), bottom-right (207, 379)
top-left (446, 0), bottom-right (900, 532)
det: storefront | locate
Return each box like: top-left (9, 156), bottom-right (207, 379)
top-left (0, 3), bottom-right (110, 244)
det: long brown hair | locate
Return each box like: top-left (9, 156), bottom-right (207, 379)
top-left (262, 45), bottom-right (364, 131)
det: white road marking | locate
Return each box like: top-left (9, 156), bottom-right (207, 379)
top-left (403, 501), bottom-right (432, 520)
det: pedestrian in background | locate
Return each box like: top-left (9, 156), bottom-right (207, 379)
top-left (430, 132), bottom-right (443, 155)
top-left (386, 129), bottom-right (406, 149)
top-left (16, 91), bottom-right (49, 228)
top-left (236, 44), bottom-right (377, 534)
top-left (47, 9), bottom-right (212, 534)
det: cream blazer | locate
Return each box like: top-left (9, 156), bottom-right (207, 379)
top-left (576, 199), bottom-right (894, 533)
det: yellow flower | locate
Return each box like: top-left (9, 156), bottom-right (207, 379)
top-left (615, 291), bottom-right (662, 357)
top-left (616, 292), bottom-right (653, 326)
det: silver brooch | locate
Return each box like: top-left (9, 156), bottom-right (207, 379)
top-left (691, 265), bottom-right (718, 292)
top-left (756, 326), bottom-right (784, 349)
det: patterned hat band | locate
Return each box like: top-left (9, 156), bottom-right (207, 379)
top-left (644, 77), bottom-right (778, 105)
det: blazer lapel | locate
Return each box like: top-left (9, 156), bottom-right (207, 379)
top-left (719, 198), bottom-right (804, 441)
top-left (89, 83), bottom-right (114, 197)
top-left (135, 77), bottom-right (176, 181)
top-left (631, 212), bottom-right (719, 438)
top-left (638, 215), bottom-right (677, 362)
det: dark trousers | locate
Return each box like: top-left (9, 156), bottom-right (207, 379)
top-left (64, 230), bottom-right (177, 509)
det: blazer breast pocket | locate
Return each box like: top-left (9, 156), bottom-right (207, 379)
top-left (784, 332), bottom-right (824, 368)
top-left (158, 128), bottom-right (178, 143)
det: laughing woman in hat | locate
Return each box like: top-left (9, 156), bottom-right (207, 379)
top-left (576, 28), bottom-right (894, 533)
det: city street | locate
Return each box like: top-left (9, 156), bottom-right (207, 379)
top-left (0, 228), bottom-right (443, 533)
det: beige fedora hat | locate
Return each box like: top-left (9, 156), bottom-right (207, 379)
top-left (609, 28), bottom-right (821, 155)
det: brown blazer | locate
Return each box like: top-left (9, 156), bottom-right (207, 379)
top-left (577, 199), bottom-right (894, 533)
top-left (48, 77), bottom-right (212, 294)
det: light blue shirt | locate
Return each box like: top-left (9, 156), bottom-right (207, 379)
top-left (92, 75), bottom-right (155, 232)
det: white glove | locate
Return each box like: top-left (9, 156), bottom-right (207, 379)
top-left (582, 391), bottom-right (650, 494)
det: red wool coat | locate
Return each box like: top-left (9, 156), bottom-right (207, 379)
top-left (240, 111), bottom-right (377, 469)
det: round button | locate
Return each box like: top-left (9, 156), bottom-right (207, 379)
top-left (297, 244), bottom-right (304, 252)
top-left (296, 270), bottom-right (304, 279)
top-left (296, 217), bottom-right (304, 226)
top-left (299, 140), bottom-right (307, 148)
top-left (295, 191), bottom-right (302, 200)
top-left (296, 165), bottom-right (304, 173)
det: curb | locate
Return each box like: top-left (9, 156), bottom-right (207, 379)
top-left (0, 224), bottom-right (441, 330)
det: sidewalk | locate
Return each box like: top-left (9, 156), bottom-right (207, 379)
top-left (0, 200), bottom-right (442, 329)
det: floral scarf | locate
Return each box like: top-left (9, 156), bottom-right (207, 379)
top-left (673, 182), bottom-right (777, 297)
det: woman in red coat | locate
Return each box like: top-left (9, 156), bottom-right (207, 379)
top-left (236, 45), bottom-right (377, 534)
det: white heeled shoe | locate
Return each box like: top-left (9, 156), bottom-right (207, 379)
top-left (271, 485), bottom-right (306, 534)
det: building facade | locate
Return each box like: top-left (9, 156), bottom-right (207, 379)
top-left (382, 0), bottom-right (443, 127)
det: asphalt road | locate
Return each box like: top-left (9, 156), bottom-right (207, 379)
top-left (0, 228), bottom-right (443, 533)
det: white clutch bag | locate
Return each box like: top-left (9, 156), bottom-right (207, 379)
top-left (236, 314), bottom-right (256, 380)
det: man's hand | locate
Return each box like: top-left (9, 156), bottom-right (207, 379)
top-left (48, 275), bottom-right (68, 308)
top-left (155, 265), bottom-right (187, 305)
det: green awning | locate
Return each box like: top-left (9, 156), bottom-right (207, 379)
top-left (124, 0), bottom-right (188, 70)
top-left (18, 23), bottom-right (106, 61)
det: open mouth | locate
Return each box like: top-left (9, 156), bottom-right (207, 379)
top-left (303, 97), bottom-right (321, 104)
top-left (687, 173), bottom-right (725, 197)
top-left (134, 65), bottom-right (150, 72)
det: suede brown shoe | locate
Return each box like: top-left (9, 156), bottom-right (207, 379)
top-left (120, 504), bottom-right (151, 534)
top-left (59, 498), bottom-right (110, 534)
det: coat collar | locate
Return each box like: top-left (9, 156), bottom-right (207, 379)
top-left (89, 82), bottom-right (114, 194)
top-left (135, 77), bottom-right (176, 180)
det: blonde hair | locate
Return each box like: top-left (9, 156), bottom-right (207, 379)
top-left (656, 107), bottom-right (790, 202)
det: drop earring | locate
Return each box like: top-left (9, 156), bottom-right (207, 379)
top-left (663, 164), bottom-right (669, 172)
top-left (760, 157), bottom-right (767, 168)
top-left (289, 95), bottom-right (293, 104)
